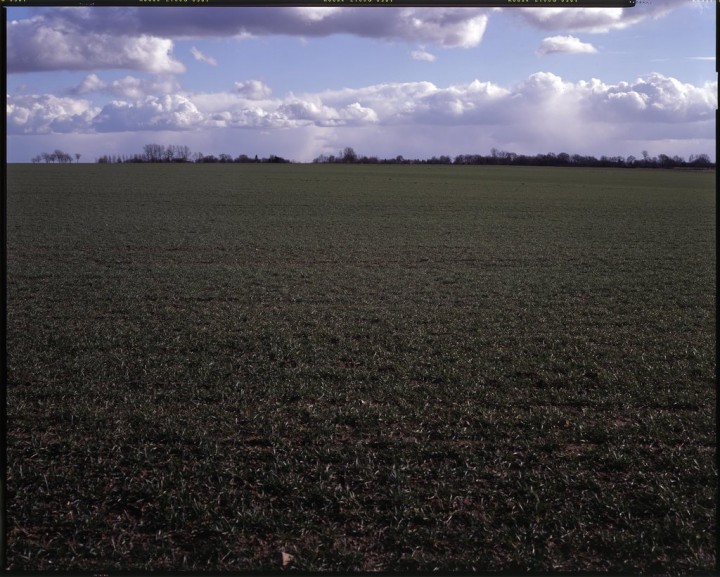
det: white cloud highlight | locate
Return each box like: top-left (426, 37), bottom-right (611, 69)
top-left (411, 49), bottom-right (437, 62)
top-left (580, 74), bottom-right (717, 123)
top-left (234, 80), bottom-right (273, 100)
top-left (536, 35), bottom-right (597, 56)
top-left (7, 7), bottom-right (495, 75)
top-left (70, 74), bottom-right (181, 99)
top-left (7, 94), bottom-right (100, 134)
top-left (514, 2), bottom-right (691, 33)
top-left (7, 73), bottom-right (716, 163)
top-left (73, 73), bottom-right (106, 95)
top-left (190, 46), bottom-right (217, 66)
top-left (93, 95), bottom-right (204, 132)
top-left (7, 16), bottom-right (186, 74)
top-left (7, 4), bottom-right (701, 76)
top-left (293, 7), bottom-right (343, 22)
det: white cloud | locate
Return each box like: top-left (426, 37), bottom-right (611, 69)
top-left (397, 8), bottom-right (491, 48)
top-left (293, 7), bottom-right (343, 22)
top-left (516, 71), bottom-right (571, 99)
top-left (70, 74), bottom-right (181, 99)
top-left (7, 7), bottom-right (495, 75)
top-left (7, 94), bottom-right (100, 134)
top-left (514, 1), bottom-right (691, 33)
top-left (411, 49), bottom-right (437, 62)
top-left (92, 95), bottom-right (204, 132)
top-left (516, 7), bottom-right (627, 33)
top-left (7, 14), bottom-right (185, 74)
top-left (580, 74), bottom-right (717, 123)
top-left (190, 46), bottom-right (217, 66)
top-left (234, 80), bottom-right (273, 100)
top-left (7, 4), bottom-right (700, 76)
top-left (7, 19), bottom-right (185, 74)
top-left (536, 35), bottom-right (597, 56)
top-left (8, 72), bottom-right (716, 163)
top-left (72, 73), bottom-right (106, 95)
top-left (143, 6), bottom-right (494, 48)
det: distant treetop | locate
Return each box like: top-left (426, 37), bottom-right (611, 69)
top-left (30, 145), bottom-right (715, 169)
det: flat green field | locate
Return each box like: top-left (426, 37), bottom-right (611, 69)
top-left (5, 164), bottom-right (716, 572)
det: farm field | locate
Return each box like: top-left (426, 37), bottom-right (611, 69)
top-left (4, 163), bottom-right (716, 572)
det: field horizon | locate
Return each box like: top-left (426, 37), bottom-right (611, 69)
top-left (5, 163), bottom-right (716, 572)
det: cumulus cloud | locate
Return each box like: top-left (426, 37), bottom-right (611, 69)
top-left (394, 8), bottom-right (491, 48)
top-left (69, 74), bottom-right (181, 99)
top-left (7, 94), bottom-right (100, 134)
top-left (72, 73), bottom-right (106, 95)
top-left (190, 46), bottom-right (217, 66)
top-left (514, 1), bottom-right (691, 33)
top-left (268, 99), bottom-right (378, 128)
top-left (411, 49), bottom-right (437, 62)
top-left (8, 72), bottom-right (716, 164)
top-left (234, 80), bottom-right (272, 100)
top-left (92, 94), bottom-right (204, 132)
top-left (26, 4), bottom-right (682, 47)
top-left (7, 4), bottom-right (699, 76)
top-left (188, 72), bottom-right (715, 133)
top-left (7, 17), bottom-right (185, 74)
top-left (7, 6), bottom-right (494, 76)
top-left (536, 35), bottom-right (597, 56)
top-left (580, 74), bottom-right (717, 123)
top-left (132, 6), bottom-right (493, 47)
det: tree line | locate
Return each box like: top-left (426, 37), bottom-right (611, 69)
top-left (31, 149), bottom-right (81, 164)
top-left (313, 147), bottom-right (714, 169)
top-left (96, 144), bottom-right (289, 164)
top-left (31, 144), bottom-right (290, 164)
top-left (32, 144), bottom-right (714, 169)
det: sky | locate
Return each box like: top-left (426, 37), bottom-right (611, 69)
top-left (5, 1), bottom-right (717, 163)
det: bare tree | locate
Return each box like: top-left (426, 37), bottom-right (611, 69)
top-left (176, 145), bottom-right (191, 162)
top-left (75, 153), bottom-right (81, 163)
top-left (342, 147), bottom-right (358, 163)
top-left (691, 153), bottom-right (711, 168)
top-left (143, 143), bottom-right (165, 162)
top-left (53, 149), bottom-right (72, 164)
top-left (163, 145), bottom-right (175, 162)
